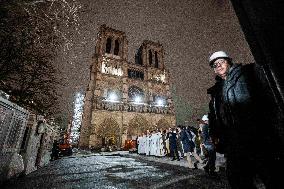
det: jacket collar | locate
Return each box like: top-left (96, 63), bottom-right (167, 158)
top-left (226, 63), bottom-right (242, 82)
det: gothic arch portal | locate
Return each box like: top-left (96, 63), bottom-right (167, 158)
top-left (96, 117), bottom-right (120, 147)
top-left (128, 115), bottom-right (150, 137)
top-left (156, 118), bottom-right (171, 130)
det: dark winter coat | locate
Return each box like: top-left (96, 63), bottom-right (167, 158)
top-left (200, 124), bottom-right (213, 146)
top-left (180, 129), bottom-right (195, 153)
top-left (208, 63), bottom-right (282, 157)
top-left (168, 132), bottom-right (177, 150)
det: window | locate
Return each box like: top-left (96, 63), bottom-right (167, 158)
top-left (128, 69), bottom-right (144, 80)
top-left (155, 51), bottom-right (159, 68)
top-left (149, 50), bottom-right (152, 65)
top-left (106, 38), bottom-right (112, 53)
top-left (135, 47), bottom-right (143, 65)
top-left (114, 39), bottom-right (119, 55)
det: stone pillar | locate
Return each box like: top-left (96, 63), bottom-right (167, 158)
top-left (122, 36), bottom-right (128, 60)
top-left (122, 78), bottom-right (128, 103)
top-left (161, 48), bottom-right (165, 69)
top-left (79, 60), bottom-right (97, 149)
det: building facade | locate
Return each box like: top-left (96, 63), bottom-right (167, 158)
top-left (79, 25), bottom-right (176, 149)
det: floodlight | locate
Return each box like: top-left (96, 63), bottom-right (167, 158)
top-left (134, 96), bottom-right (142, 103)
top-left (157, 99), bottom-right (164, 106)
top-left (108, 93), bottom-right (117, 102)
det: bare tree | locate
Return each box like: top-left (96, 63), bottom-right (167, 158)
top-left (0, 0), bottom-right (81, 116)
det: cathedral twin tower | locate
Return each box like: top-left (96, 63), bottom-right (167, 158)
top-left (79, 25), bottom-right (176, 149)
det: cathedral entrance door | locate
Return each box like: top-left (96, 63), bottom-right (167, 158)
top-left (97, 117), bottom-right (120, 150)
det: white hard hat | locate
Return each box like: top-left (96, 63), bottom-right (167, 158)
top-left (202, 115), bottom-right (209, 121)
top-left (209, 51), bottom-right (231, 66)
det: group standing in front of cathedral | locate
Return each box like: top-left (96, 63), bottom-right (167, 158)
top-left (136, 115), bottom-right (216, 173)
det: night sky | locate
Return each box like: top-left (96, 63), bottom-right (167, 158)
top-left (57, 0), bottom-right (254, 125)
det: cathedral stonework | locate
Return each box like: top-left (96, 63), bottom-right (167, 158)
top-left (79, 25), bottom-right (176, 149)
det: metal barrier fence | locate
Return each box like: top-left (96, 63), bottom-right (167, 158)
top-left (0, 97), bottom-right (29, 154)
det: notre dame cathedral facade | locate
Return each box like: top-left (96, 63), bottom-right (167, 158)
top-left (79, 25), bottom-right (176, 149)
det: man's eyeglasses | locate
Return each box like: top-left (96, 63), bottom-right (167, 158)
top-left (211, 59), bottom-right (227, 68)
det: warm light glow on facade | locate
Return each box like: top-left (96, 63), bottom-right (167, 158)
top-left (101, 57), bottom-right (123, 76)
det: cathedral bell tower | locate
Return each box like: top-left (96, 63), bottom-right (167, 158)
top-left (79, 25), bottom-right (128, 148)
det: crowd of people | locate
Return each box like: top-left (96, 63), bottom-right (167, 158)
top-left (136, 115), bottom-right (217, 174)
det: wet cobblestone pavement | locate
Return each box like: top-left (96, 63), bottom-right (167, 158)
top-left (1, 152), bottom-right (229, 189)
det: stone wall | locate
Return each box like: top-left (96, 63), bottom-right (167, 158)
top-left (21, 114), bottom-right (59, 174)
top-left (0, 97), bottom-right (29, 183)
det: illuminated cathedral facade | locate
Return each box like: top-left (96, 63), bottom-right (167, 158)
top-left (79, 25), bottom-right (176, 149)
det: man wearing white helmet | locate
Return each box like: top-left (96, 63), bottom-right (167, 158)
top-left (209, 51), bottom-right (233, 80)
top-left (207, 51), bottom-right (282, 188)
